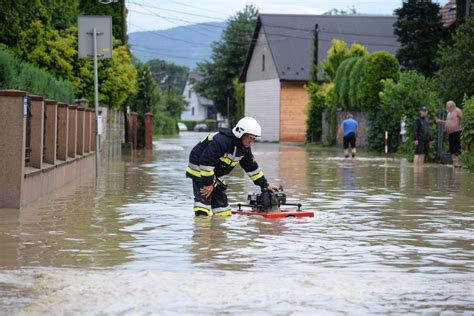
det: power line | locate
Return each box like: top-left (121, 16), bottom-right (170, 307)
top-left (131, 46), bottom-right (204, 61)
top-left (130, 1), bottom-right (398, 40)
top-left (129, 0), bottom-right (223, 21)
top-left (167, 0), bottom-right (229, 18)
top-left (128, 4), bottom-right (399, 48)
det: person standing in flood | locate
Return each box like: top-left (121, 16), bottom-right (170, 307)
top-left (436, 100), bottom-right (462, 167)
top-left (336, 113), bottom-right (360, 158)
top-left (413, 106), bottom-right (432, 168)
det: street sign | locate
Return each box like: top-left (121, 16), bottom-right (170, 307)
top-left (78, 16), bottom-right (113, 58)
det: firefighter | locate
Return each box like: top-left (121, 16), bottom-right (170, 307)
top-left (186, 117), bottom-right (278, 216)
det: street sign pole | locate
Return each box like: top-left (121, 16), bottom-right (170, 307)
top-left (78, 16), bottom-right (112, 180)
top-left (93, 28), bottom-right (100, 178)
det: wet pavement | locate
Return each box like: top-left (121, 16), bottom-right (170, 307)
top-left (0, 132), bottom-right (473, 315)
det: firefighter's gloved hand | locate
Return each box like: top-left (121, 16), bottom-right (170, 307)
top-left (266, 185), bottom-right (279, 193)
top-left (200, 185), bottom-right (214, 198)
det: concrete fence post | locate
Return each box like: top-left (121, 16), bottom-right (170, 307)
top-left (57, 103), bottom-right (69, 161)
top-left (0, 90), bottom-right (27, 208)
top-left (76, 108), bottom-right (85, 156)
top-left (44, 100), bottom-right (58, 165)
top-left (68, 105), bottom-right (77, 159)
top-left (29, 95), bottom-right (44, 169)
top-left (145, 112), bottom-right (153, 150)
top-left (130, 112), bottom-right (138, 150)
top-left (84, 109), bottom-right (91, 153)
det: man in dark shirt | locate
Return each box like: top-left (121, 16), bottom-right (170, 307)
top-left (413, 106), bottom-right (432, 168)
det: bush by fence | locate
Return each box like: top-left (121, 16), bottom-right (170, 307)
top-left (0, 48), bottom-right (74, 102)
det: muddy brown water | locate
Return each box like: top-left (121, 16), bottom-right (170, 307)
top-left (0, 132), bottom-right (472, 314)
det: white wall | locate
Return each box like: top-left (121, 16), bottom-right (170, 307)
top-left (180, 82), bottom-right (207, 121)
top-left (245, 79), bottom-right (280, 142)
top-left (245, 30), bottom-right (278, 82)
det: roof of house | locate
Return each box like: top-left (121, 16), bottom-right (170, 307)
top-left (241, 14), bottom-right (400, 82)
top-left (439, 0), bottom-right (456, 28)
top-left (197, 96), bottom-right (213, 107)
top-left (187, 71), bottom-right (214, 107)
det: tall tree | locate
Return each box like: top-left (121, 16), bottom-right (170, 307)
top-left (394, 0), bottom-right (444, 77)
top-left (0, 0), bottom-right (79, 47)
top-left (147, 58), bottom-right (189, 94)
top-left (436, 17), bottom-right (474, 106)
top-left (193, 5), bottom-right (258, 124)
top-left (130, 64), bottom-right (159, 147)
top-left (79, 0), bottom-right (124, 43)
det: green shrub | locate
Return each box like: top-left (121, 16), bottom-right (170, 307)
top-left (305, 82), bottom-right (333, 142)
top-left (154, 115), bottom-right (177, 135)
top-left (357, 51), bottom-right (400, 112)
top-left (458, 151), bottom-right (474, 170)
top-left (349, 56), bottom-right (367, 108)
top-left (0, 49), bottom-right (20, 88)
top-left (461, 95), bottom-right (474, 151)
top-left (0, 47), bottom-right (74, 102)
top-left (334, 57), bottom-right (359, 109)
top-left (379, 70), bottom-right (438, 154)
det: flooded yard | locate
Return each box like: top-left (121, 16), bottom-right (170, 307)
top-left (0, 132), bottom-right (473, 314)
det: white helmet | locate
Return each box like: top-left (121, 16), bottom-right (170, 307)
top-left (232, 117), bottom-right (262, 139)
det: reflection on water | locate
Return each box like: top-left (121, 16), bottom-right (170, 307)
top-left (0, 132), bottom-right (473, 314)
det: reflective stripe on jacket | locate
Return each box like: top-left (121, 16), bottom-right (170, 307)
top-left (186, 128), bottom-right (269, 188)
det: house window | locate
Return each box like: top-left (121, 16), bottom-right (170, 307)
top-left (262, 54), bottom-right (265, 72)
top-left (188, 89), bottom-right (192, 99)
top-left (192, 107), bottom-right (195, 116)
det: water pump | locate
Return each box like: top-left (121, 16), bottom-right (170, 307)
top-left (247, 187), bottom-right (287, 212)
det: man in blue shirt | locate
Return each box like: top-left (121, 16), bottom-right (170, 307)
top-left (336, 113), bottom-right (360, 158)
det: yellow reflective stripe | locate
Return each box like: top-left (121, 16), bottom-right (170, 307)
top-left (219, 157), bottom-right (239, 166)
top-left (200, 132), bottom-right (216, 143)
top-left (215, 210), bottom-right (232, 217)
top-left (186, 166), bottom-right (201, 177)
top-left (250, 171), bottom-right (264, 181)
top-left (200, 169), bottom-right (215, 177)
top-left (194, 207), bottom-right (211, 216)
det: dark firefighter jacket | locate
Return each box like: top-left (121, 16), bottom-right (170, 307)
top-left (186, 128), bottom-right (269, 188)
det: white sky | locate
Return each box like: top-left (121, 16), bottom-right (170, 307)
top-left (126, 0), bottom-right (450, 33)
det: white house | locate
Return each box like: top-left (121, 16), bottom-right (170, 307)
top-left (181, 72), bottom-right (216, 121)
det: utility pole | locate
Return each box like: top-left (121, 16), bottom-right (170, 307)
top-left (121, 0), bottom-right (127, 44)
top-left (312, 23), bottom-right (319, 82)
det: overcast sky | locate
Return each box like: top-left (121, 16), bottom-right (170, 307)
top-left (126, 0), bottom-right (450, 33)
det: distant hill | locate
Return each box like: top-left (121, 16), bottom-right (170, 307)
top-left (128, 21), bottom-right (227, 70)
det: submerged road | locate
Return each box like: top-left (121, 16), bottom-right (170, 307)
top-left (0, 132), bottom-right (473, 314)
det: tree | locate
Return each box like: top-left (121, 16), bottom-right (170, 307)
top-left (436, 17), bottom-right (474, 106)
top-left (15, 22), bottom-right (137, 109)
top-left (394, 0), bottom-right (444, 77)
top-left (130, 64), bottom-right (159, 147)
top-left (357, 51), bottom-right (400, 111)
top-left (0, 0), bottom-right (79, 47)
top-left (306, 39), bottom-right (366, 142)
top-left (147, 59), bottom-right (189, 94)
top-left (323, 7), bottom-right (357, 16)
top-left (321, 39), bottom-right (367, 81)
top-left (193, 5), bottom-right (258, 124)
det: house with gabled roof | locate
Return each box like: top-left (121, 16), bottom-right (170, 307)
top-left (181, 72), bottom-right (217, 122)
top-left (240, 14), bottom-right (400, 142)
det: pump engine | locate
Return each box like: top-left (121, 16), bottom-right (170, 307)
top-left (247, 187), bottom-right (287, 212)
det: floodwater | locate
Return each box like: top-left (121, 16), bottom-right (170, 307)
top-left (0, 132), bottom-right (473, 315)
